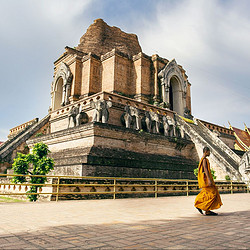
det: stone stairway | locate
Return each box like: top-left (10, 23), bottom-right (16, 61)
top-left (177, 116), bottom-right (242, 180)
top-left (0, 115), bottom-right (50, 161)
top-left (191, 120), bottom-right (240, 168)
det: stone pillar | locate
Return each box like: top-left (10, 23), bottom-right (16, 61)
top-left (161, 80), bottom-right (170, 105)
top-left (152, 54), bottom-right (160, 104)
top-left (61, 79), bottom-right (66, 106)
top-left (65, 82), bottom-right (71, 105)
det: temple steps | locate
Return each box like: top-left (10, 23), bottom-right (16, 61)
top-left (177, 116), bottom-right (242, 180)
top-left (0, 115), bottom-right (50, 161)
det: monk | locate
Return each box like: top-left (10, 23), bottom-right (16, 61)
top-left (195, 146), bottom-right (223, 215)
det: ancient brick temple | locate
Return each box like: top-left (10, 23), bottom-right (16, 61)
top-left (39, 19), bottom-right (196, 179)
top-left (1, 19), bottom-right (248, 182)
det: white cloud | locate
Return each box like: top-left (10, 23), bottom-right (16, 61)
top-left (135, 0), bottom-right (250, 128)
top-left (0, 0), bottom-right (93, 47)
top-left (0, 0), bottom-right (249, 142)
top-left (38, 0), bottom-right (92, 22)
top-left (0, 129), bottom-right (9, 142)
top-left (0, 0), bottom-right (93, 141)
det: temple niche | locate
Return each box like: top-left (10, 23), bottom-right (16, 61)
top-left (158, 59), bottom-right (190, 117)
top-left (51, 62), bottom-right (72, 110)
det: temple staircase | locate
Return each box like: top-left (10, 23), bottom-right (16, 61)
top-left (0, 115), bottom-right (50, 161)
top-left (177, 116), bottom-right (242, 180)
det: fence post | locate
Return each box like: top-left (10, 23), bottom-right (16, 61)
top-left (56, 177), bottom-right (60, 202)
top-left (230, 181), bottom-right (233, 194)
top-left (186, 181), bottom-right (189, 196)
top-left (113, 179), bottom-right (116, 200)
top-left (155, 180), bottom-right (158, 198)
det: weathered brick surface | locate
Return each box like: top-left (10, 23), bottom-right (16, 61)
top-left (28, 122), bottom-right (198, 179)
top-left (52, 19), bottom-right (192, 118)
top-left (77, 19), bottom-right (142, 57)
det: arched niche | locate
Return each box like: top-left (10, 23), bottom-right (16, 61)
top-left (51, 62), bottom-right (73, 111)
top-left (158, 59), bottom-right (187, 116)
top-left (169, 76), bottom-right (184, 115)
top-left (53, 77), bottom-right (64, 110)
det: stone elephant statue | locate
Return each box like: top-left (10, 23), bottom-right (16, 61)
top-left (130, 106), bottom-right (141, 130)
top-left (121, 105), bottom-right (141, 130)
top-left (123, 105), bottom-right (132, 128)
top-left (144, 111), bottom-right (152, 133)
top-left (68, 105), bottom-right (79, 128)
top-left (162, 116), bottom-right (170, 136)
top-left (176, 121), bottom-right (185, 138)
top-left (166, 115), bottom-right (176, 137)
top-left (76, 104), bottom-right (89, 126)
top-left (90, 100), bottom-right (112, 123)
top-left (149, 111), bottom-right (160, 134)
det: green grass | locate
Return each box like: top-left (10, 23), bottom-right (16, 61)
top-left (0, 196), bottom-right (28, 203)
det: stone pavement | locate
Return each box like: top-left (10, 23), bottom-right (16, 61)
top-left (0, 193), bottom-right (250, 249)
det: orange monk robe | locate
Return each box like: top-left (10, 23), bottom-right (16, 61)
top-left (194, 157), bottom-right (223, 211)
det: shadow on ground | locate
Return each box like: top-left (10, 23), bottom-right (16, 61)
top-left (1, 210), bottom-right (250, 249)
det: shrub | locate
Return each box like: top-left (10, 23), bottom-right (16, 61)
top-left (194, 167), bottom-right (217, 180)
top-left (12, 142), bottom-right (54, 201)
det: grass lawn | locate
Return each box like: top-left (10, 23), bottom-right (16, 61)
top-left (0, 196), bottom-right (28, 203)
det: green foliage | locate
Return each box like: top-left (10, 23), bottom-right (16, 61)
top-left (11, 142), bottom-right (54, 202)
top-left (193, 167), bottom-right (217, 180)
top-left (35, 132), bottom-right (44, 138)
top-left (0, 196), bottom-right (27, 203)
top-left (116, 92), bottom-right (126, 97)
top-left (12, 153), bottom-right (29, 183)
top-left (194, 167), bottom-right (198, 177)
top-left (159, 102), bottom-right (170, 109)
top-left (225, 175), bottom-right (231, 181)
top-left (211, 169), bottom-right (217, 180)
top-left (148, 97), bottom-right (154, 105)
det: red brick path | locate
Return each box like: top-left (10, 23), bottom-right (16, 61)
top-left (0, 194), bottom-right (249, 249)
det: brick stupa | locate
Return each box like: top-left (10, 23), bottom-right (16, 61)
top-left (76, 19), bottom-right (142, 57)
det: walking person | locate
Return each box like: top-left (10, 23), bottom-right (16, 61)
top-left (195, 146), bottom-right (223, 215)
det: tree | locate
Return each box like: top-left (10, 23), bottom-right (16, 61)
top-left (12, 142), bottom-right (54, 201)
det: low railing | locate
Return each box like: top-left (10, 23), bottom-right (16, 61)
top-left (0, 174), bottom-right (249, 202)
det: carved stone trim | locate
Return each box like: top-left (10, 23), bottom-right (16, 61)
top-left (100, 48), bottom-right (131, 62)
top-left (82, 52), bottom-right (100, 63)
top-left (51, 62), bottom-right (73, 108)
top-left (158, 59), bottom-right (187, 114)
top-left (158, 59), bottom-right (185, 92)
top-left (132, 52), bottom-right (151, 62)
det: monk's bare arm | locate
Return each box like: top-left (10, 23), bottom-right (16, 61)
top-left (202, 158), bottom-right (212, 186)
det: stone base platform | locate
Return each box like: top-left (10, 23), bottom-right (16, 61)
top-left (27, 122), bottom-right (199, 179)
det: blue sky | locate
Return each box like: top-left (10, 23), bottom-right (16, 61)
top-left (0, 0), bottom-right (250, 141)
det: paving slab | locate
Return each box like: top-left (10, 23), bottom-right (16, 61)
top-left (0, 193), bottom-right (250, 249)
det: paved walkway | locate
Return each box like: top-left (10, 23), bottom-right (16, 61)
top-left (0, 193), bottom-right (250, 249)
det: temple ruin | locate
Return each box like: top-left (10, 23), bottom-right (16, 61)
top-left (1, 19), bottom-right (249, 182)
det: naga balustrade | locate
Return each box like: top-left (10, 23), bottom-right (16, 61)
top-left (0, 174), bottom-right (249, 202)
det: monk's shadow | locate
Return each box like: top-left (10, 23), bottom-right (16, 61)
top-left (195, 209), bottom-right (250, 217)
